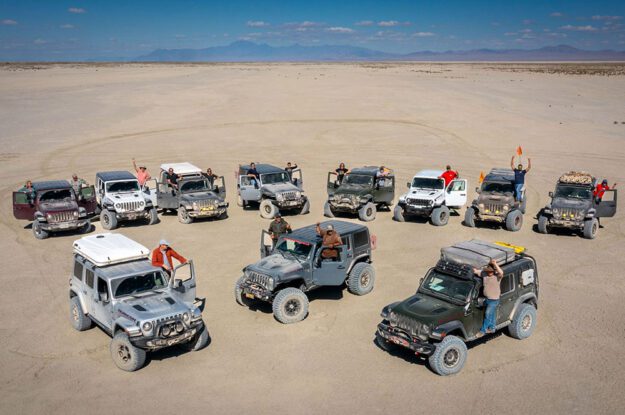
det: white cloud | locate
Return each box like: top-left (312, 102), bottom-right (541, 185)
top-left (378, 20), bottom-right (399, 27)
top-left (412, 31), bottom-right (435, 37)
top-left (298, 21), bottom-right (320, 27)
top-left (355, 20), bottom-right (374, 26)
top-left (547, 32), bottom-right (567, 38)
top-left (504, 32), bottom-right (517, 36)
top-left (246, 20), bottom-right (270, 27)
top-left (60, 24), bottom-right (74, 29)
top-left (591, 15), bottom-right (622, 21)
top-left (33, 38), bottom-right (48, 45)
top-left (560, 25), bottom-right (598, 32)
top-left (550, 12), bottom-right (563, 17)
top-left (520, 28), bottom-right (533, 33)
top-left (1, 19), bottom-right (18, 25)
top-left (522, 19), bottom-right (534, 25)
top-left (68, 7), bottom-right (86, 14)
top-left (325, 27), bottom-right (354, 34)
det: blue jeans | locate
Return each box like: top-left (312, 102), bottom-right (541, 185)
top-left (481, 299), bottom-right (499, 333)
top-left (514, 183), bottom-right (524, 202)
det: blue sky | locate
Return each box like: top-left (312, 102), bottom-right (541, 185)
top-left (1, 0), bottom-right (624, 60)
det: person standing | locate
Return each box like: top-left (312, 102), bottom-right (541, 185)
top-left (594, 179), bottom-right (617, 203)
top-left (330, 163), bottom-right (349, 185)
top-left (19, 180), bottom-right (35, 203)
top-left (203, 168), bottom-right (219, 189)
top-left (132, 158), bottom-right (151, 187)
top-left (165, 167), bottom-right (179, 194)
top-left (268, 214), bottom-right (292, 247)
top-left (510, 156), bottom-right (531, 202)
top-left (70, 174), bottom-right (87, 200)
top-left (439, 165), bottom-right (459, 187)
top-left (473, 259), bottom-right (504, 338)
top-left (285, 162), bottom-right (298, 185)
top-left (247, 162), bottom-right (260, 189)
top-left (316, 222), bottom-right (343, 260)
top-left (151, 240), bottom-right (187, 275)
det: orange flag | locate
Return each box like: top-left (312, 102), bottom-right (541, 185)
top-left (479, 171), bottom-right (485, 183)
top-left (516, 145), bottom-right (523, 156)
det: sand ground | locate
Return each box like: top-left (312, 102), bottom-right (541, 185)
top-left (1, 62), bottom-right (624, 414)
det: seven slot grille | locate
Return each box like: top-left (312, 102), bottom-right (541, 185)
top-left (196, 199), bottom-right (217, 209)
top-left (554, 207), bottom-right (581, 220)
top-left (281, 191), bottom-right (299, 201)
top-left (483, 203), bottom-right (504, 214)
top-left (390, 313), bottom-right (420, 336)
top-left (407, 198), bottom-right (431, 206)
top-left (48, 210), bottom-right (75, 223)
top-left (247, 271), bottom-right (271, 288)
top-left (118, 201), bottom-right (143, 212)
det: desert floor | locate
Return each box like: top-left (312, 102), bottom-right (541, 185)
top-left (1, 62), bottom-right (624, 414)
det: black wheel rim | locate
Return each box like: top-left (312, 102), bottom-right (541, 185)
top-left (360, 271), bottom-right (370, 287)
top-left (117, 345), bottom-right (131, 362)
top-left (284, 298), bottom-right (301, 316)
top-left (515, 216), bottom-right (521, 226)
top-left (103, 215), bottom-right (109, 225)
top-left (443, 348), bottom-right (460, 368)
top-left (441, 211), bottom-right (447, 222)
top-left (265, 205), bottom-right (272, 214)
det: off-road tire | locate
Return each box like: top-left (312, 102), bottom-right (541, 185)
top-left (376, 332), bottom-right (397, 353)
top-left (347, 262), bottom-right (375, 296)
top-left (358, 202), bottom-right (377, 222)
top-left (259, 199), bottom-right (278, 219)
top-left (184, 324), bottom-right (209, 351)
top-left (431, 206), bottom-right (450, 226)
top-left (69, 296), bottom-right (91, 331)
top-left (299, 199), bottom-right (310, 215)
top-left (464, 207), bottom-right (476, 228)
top-left (78, 221), bottom-right (91, 234)
top-left (32, 219), bottom-right (50, 239)
top-left (505, 209), bottom-right (523, 232)
top-left (272, 288), bottom-right (309, 324)
top-left (537, 214), bottom-right (549, 234)
top-left (234, 275), bottom-right (251, 306)
top-left (323, 201), bottom-right (335, 218)
top-left (147, 207), bottom-right (159, 225)
top-left (100, 209), bottom-right (118, 230)
top-left (508, 303), bottom-right (537, 340)
top-left (218, 210), bottom-right (228, 220)
top-left (178, 206), bottom-right (193, 224)
top-left (583, 218), bottom-right (598, 239)
top-left (237, 194), bottom-right (244, 207)
top-left (428, 335), bottom-right (468, 376)
top-left (393, 205), bottom-right (406, 222)
top-left (110, 332), bottom-right (146, 372)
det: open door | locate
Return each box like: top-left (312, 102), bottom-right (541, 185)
top-left (595, 189), bottom-right (617, 218)
top-left (143, 178), bottom-right (159, 207)
top-left (78, 185), bottom-right (98, 215)
top-left (312, 245), bottom-right (349, 286)
top-left (446, 179), bottom-right (468, 208)
top-left (215, 176), bottom-right (226, 198)
top-left (171, 260), bottom-right (196, 304)
top-left (327, 172), bottom-right (339, 196)
top-left (260, 230), bottom-right (273, 258)
top-left (13, 191), bottom-right (35, 220)
top-left (291, 169), bottom-right (303, 190)
top-left (239, 175), bottom-right (261, 202)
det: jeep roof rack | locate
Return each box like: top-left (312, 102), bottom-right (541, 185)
top-left (73, 233), bottom-right (150, 266)
top-left (160, 162), bottom-right (202, 176)
top-left (558, 171), bottom-right (594, 185)
top-left (289, 220), bottom-right (367, 242)
top-left (440, 240), bottom-right (517, 269)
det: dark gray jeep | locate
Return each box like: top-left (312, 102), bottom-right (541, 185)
top-left (235, 220), bottom-right (375, 324)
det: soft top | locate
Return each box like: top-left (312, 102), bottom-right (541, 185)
top-left (558, 171), bottom-right (594, 185)
top-left (288, 220), bottom-right (368, 243)
top-left (414, 170), bottom-right (444, 179)
top-left (350, 166), bottom-right (393, 176)
top-left (440, 240), bottom-right (517, 268)
top-left (239, 163), bottom-right (284, 175)
top-left (485, 168), bottom-right (515, 182)
top-left (73, 233), bottom-right (150, 266)
top-left (160, 162), bottom-right (202, 176)
top-left (32, 180), bottom-right (71, 191)
top-left (96, 171), bottom-right (137, 182)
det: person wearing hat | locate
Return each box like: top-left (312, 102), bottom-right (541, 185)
top-left (593, 179), bottom-right (616, 204)
top-left (132, 158), bottom-right (151, 187)
top-left (439, 165), bottom-right (459, 187)
top-left (473, 259), bottom-right (504, 338)
top-left (151, 240), bottom-right (187, 275)
top-left (316, 222), bottom-right (343, 261)
top-left (70, 173), bottom-right (88, 200)
top-left (268, 214), bottom-right (292, 247)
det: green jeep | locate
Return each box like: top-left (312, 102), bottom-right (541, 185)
top-left (376, 240), bottom-right (538, 376)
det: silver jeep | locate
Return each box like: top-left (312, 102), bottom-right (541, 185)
top-left (68, 233), bottom-right (208, 371)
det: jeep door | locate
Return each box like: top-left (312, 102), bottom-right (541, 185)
top-left (214, 176), bottom-right (226, 199)
top-left (171, 261), bottom-right (196, 304)
top-left (143, 178), bottom-right (159, 207)
top-left (496, 267), bottom-right (517, 324)
top-left (77, 185), bottom-right (98, 214)
top-left (12, 191), bottom-right (35, 220)
top-left (445, 179), bottom-right (468, 208)
top-left (290, 169), bottom-right (303, 190)
top-left (158, 180), bottom-right (177, 210)
top-left (595, 189), bottom-right (617, 218)
top-left (312, 244), bottom-right (350, 286)
top-left (327, 172), bottom-right (338, 196)
top-left (239, 175), bottom-right (261, 202)
top-left (260, 230), bottom-right (273, 258)
top-left (84, 267), bottom-right (113, 329)
top-left (374, 176), bottom-right (394, 204)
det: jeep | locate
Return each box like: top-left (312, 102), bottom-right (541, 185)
top-left (13, 180), bottom-right (96, 239)
top-left (95, 171), bottom-right (158, 230)
top-left (394, 170), bottom-right (468, 226)
top-left (464, 168), bottom-right (526, 232)
top-left (237, 163), bottom-right (309, 219)
top-left (69, 233), bottom-right (208, 371)
top-left (537, 171), bottom-right (617, 239)
top-left (144, 162), bottom-right (228, 224)
top-left (376, 240), bottom-right (538, 376)
top-left (235, 220), bottom-right (375, 324)
top-left (324, 166), bottom-right (395, 222)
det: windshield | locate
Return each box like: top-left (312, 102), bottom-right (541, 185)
top-left (555, 184), bottom-right (592, 200)
top-left (261, 172), bottom-right (290, 185)
top-left (106, 180), bottom-right (139, 193)
top-left (180, 179), bottom-right (210, 193)
top-left (343, 174), bottom-right (373, 187)
top-left (276, 238), bottom-right (313, 257)
top-left (481, 181), bottom-right (514, 194)
top-left (419, 270), bottom-right (474, 303)
top-left (39, 189), bottom-right (73, 202)
top-left (112, 271), bottom-right (167, 298)
top-left (412, 177), bottom-right (444, 190)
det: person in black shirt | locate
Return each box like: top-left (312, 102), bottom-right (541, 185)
top-left (330, 162), bottom-right (349, 185)
top-left (203, 168), bottom-right (219, 190)
top-left (247, 162), bottom-right (260, 189)
top-left (285, 162), bottom-right (298, 185)
top-left (165, 167), bottom-right (179, 195)
top-left (510, 156), bottom-right (531, 202)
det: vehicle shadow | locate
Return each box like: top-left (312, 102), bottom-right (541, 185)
top-left (530, 223), bottom-right (580, 237)
top-left (23, 223), bottom-right (96, 238)
top-left (146, 330), bottom-right (212, 366)
top-left (245, 286), bottom-right (344, 315)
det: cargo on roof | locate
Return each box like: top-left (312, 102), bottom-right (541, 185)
top-left (558, 171), bottom-right (594, 185)
top-left (73, 233), bottom-right (150, 267)
top-left (440, 239), bottom-right (519, 268)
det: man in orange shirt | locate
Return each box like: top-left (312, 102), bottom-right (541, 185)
top-left (152, 239), bottom-right (187, 275)
top-left (132, 158), bottom-right (151, 187)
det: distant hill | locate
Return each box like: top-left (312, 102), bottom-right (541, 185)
top-left (135, 41), bottom-right (625, 62)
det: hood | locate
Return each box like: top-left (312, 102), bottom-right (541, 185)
top-left (262, 182), bottom-right (300, 195)
top-left (392, 293), bottom-right (464, 326)
top-left (248, 253), bottom-right (304, 280)
top-left (180, 191), bottom-right (222, 203)
top-left (108, 191), bottom-right (145, 203)
top-left (404, 187), bottom-right (442, 200)
top-left (116, 292), bottom-right (190, 321)
top-left (39, 199), bottom-right (78, 213)
top-left (551, 197), bottom-right (591, 211)
top-left (334, 183), bottom-right (371, 197)
top-left (477, 192), bottom-right (514, 205)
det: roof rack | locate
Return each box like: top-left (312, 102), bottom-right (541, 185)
top-left (73, 233), bottom-right (150, 267)
top-left (558, 171), bottom-right (594, 185)
top-left (440, 240), bottom-right (517, 269)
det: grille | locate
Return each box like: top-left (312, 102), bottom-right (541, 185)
top-left (48, 210), bottom-right (75, 223)
top-left (390, 313), bottom-right (420, 336)
top-left (247, 271), bottom-right (271, 288)
top-left (196, 199), bottom-right (217, 209)
top-left (117, 201), bottom-right (143, 212)
top-left (280, 191), bottom-right (299, 201)
top-left (553, 207), bottom-right (581, 220)
top-left (157, 318), bottom-right (184, 337)
top-left (407, 198), bottom-right (431, 206)
top-left (483, 203), bottom-right (504, 214)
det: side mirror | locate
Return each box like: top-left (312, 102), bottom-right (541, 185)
top-left (406, 182), bottom-right (411, 189)
top-left (549, 191), bottom-right (554, 198)
top-left (475, 187), bottom-right (481, 193)
top-left (97, 292), bottom-right (109, 303)
top-left (477, 297), bottom-right (486, 307)
top-left (419, 277), bottom-right (424, 286)
top-left (174, 279), bottom-right (182, 288)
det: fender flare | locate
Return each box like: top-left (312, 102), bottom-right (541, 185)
top-left (433, 320), bottom-right (469, 340)
top-left (508, 293), bottom-right (538, 320)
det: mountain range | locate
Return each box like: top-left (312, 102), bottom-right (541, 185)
top-left (135, 41), bottom-right (625, 62)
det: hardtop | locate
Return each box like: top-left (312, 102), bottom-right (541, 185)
top-left (73, 233), bottom-right (150, 267)
top-left (413, 170), bottom-right (444, 180)
top-left (239, 163), bottom-right (285, 175)
top-left (160, 162), bottom-right (202, 176)
top-left (484, 168), bottom-right (515, 183)
top-left (349, 166), bottom-right (391, 176)
top-left (287, 220), bottom-right (368, 244)
top-left (32, 180), bottom-right (72, 192)
top-left (75, 256), bottom-right (161, 282)
top-left (96, 171), bottom-right (137, 183)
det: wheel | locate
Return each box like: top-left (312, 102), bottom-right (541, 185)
top-left (428, 335), bottom-right (468, 376)
top-left (358, 202), bottom-right (377, 222)
top-left (583, 218), bottom-right (598, 239)
top-left (218, 210), bottom-right (228, 220)
top-left (183, 324), bottom-right (209, 351)
top-left (376, 332), bottom-right (397, 353)
top-left (508, 303), bottom-right (537, 340)
top-left (69, 296), bottom-right (91, 331)
top-left (78, 221), bottom-right (91, 234)
top-left (109, 332), bottom-right (146, 372)
top-left (234, 275), bottom-right (251, 306)
top-left (505, 210), bottom-right (523, 232)
top-left (259, 199), bottom-right (278, 219)
top-left (237, 194), bottom-right (244, 207)
top-left (178, 206), bottom-right (193, 224)
top-left (100, 209), bottom-right (118, 230)
top-left (537, 214), bottom-right (549, 234)
top-left (463, 207), bottom-right (476, 227)
top-left (323, 201), bottom-right (335, 218)
top-left (147, 207), bottom-right (159, 225)
top-left (393, 205), bottom-right (406, 222)
top-left (347, 262), bottom-right (376, 296)
top-left (431, 206), bottom-right (450, 226)
top-left (299, 198), bottom-right (310, 215)
top-left (32, 219), bottom-right (49, 239)
top-left (272, 287), bottom-right (309, 324)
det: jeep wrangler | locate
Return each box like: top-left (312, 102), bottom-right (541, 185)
top-left (464, 168), bottom-right (526, 232)
top-left (235, 220), bottom-right (375, 324)
top-left (95, 171), bottom-right (158, 230)
top-left (13, 180), bottom-right (96, 239)
top-left (394, 170), bottom-right (468, 226)
top-left (237, 163), bottom-right (309, 219)
top-left (376, 240), bottom-right (538, 376)
top-left (144, 162), bottom-right (228, 224)
top-left (324, 166), bottom-right (395, 222)
top-left (69, 233), bottom-right (208, 371)
top-left (537, 171), bottom-right (617, 239)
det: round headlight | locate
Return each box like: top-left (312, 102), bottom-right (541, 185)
top-left (478, 203), bottom-right (485, 209)
top-left (175, 321), bottom-right (184, 333)
top-left (142, 322), bottom-right (153, 331)
top-left (139, 201), bottom-right (144, 207)
top-left (46, 213), bottom-right (52, 220)
top-left (182, 312), bottom-right (190, 322)
top-left (503, 205), bottom-right (510, 211)
top-left (192, 202), bottom-right (198, 210)
top-left (162, 325), bottom-right (171, 336)
top-left (114, 203), bottom-right (121, 209)
top-left (73, 210), bottom-right (79, 218)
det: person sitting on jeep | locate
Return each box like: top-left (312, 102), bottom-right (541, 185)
top-left (376, 166), bottom-right (390, 187)
top-left (151, 239), bottom-right (187, 275)
top-left (316, 222), bottom-right (342, 261)
top-left (594, 179), bottom-right (617, 204)
top-left (247, 162), bottom-right (260, 189)
top-left (330, 163), bottom-right (349, 185)
top-left (132, 158), bottom-right (151, 187)
top-left (510, 156), bottom-right (531, 202)
top-left (165, 168), bottom-right (180, 195)
top-left (203, 168), bottom-right (219, 189)
top-left (70, 174), bottom-right (87, 200)
top-left (472, 259), bottom-right (504, 338)
top-left (268, 214), bottom-right (292, 247)
top-left (285, 162), bottom-right (298, 185)
top-left (439, 165), bottom-right (459, 187)
top-left (19, 180), bottom-right (35, 203)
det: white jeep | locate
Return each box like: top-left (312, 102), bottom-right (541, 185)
top-left (394, 170), bottom-right (468, 226)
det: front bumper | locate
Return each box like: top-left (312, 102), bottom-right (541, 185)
top-left (131, 322), bottom-right (203, 350)
top-left (547, 217), bottom-right (583, 229)
top-left (240, 281), bottom-right (273, 302)
top-left (189, 205), bottom-right (228, 218)
top-left (116, 210), bottom-right (149, 221)
top-left (275, 198), bottom-right (306, 210)
top-left (403, 204), bottom-right (433, 216)
top-left (377, 322), bottom-right (435, 355)
top-left (329, 201), bottom-right (360, 213)
top-left (476, 212), bottom-right (506, 222)
top-left (41, 218), bottom-right (89, 232)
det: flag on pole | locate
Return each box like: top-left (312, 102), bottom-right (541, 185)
top-left (479, 171), bottom-right (485, 183)
top-left (516, 145), bottom-right (523, 156)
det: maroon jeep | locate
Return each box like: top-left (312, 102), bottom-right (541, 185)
top-left (13, 180), bottom-right (97, 239)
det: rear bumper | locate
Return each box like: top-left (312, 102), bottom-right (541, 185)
top-left (377, 322), bottom-right (435, 355)
top-left (41, 218), bottom-right (88, 232)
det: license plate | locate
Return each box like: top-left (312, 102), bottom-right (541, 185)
top-left (245, 293), bottom-right (255, 299)
top-left (287, 201), bottom-right (298, 206)
top-left (201, 206), bottom-right (215, 212)
top-left (128, 214), bottom-right (137, 220)
top-left (388, 335), bottom-right (409, 347)
top-left (59, 223), bottom-right (71, 229)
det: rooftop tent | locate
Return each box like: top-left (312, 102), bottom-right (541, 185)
top-left (73, 233), bottom-right (150, 266)
top-left (160, 163), bottom-right (202, 175)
